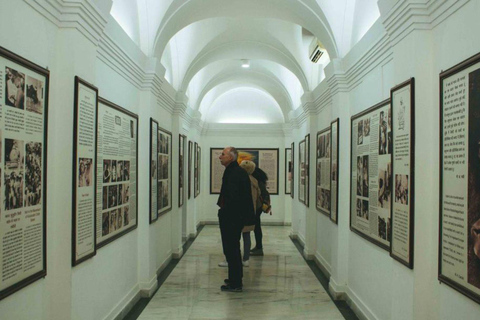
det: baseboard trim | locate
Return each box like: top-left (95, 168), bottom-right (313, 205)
top-left (108, 284), bottom-right (141, 320)
top-left (314, 252), bottom-right (332, 279)
top-left (139, 275), bottom-right (158, 298)
top-left (328, 277), bottom-right (347, 301)
top-left (345, 286), bottom-right (378, 320)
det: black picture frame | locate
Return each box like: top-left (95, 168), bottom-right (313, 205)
top-left (291, 142), bottom-right (294, 199)
top-left (285, 148), bottom-right (292, 194)
top-left (350, 99), bottom-right (392, 251)
top-left (390, 78), bottom-right (415, 269)
top-left (149, 118), bottom-right (159, 223)
top-left (305, 134), bottom-right (311, 207)
top-left (96, 97), bottom-right (138, 248)
top-left (316, 127), bottom-right (331, 216)
top-left (439, 52), bottom-right (480, 304)
top-left (0, 46), bottom-right (49, 301)
top-left (157, 126), bottom-right (173, 217)
top-left (194, 142), bottom-right (199, 198)
top-left (299, 139), bottom-right (306, 204)
top-left (72, 76), bottom-right (98, 266)
top-left (178, 134), bottom-right (186, 207)
top-left (330, 118), bottom-right (340, 224)
top-left (188, 141), bottom-right (192, 199)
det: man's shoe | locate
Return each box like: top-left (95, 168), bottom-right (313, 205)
top-left (218, 260), bottom-right (228, 267)
top-left (221, 284), bottom-right (242, 292)
top-left (224, 279), bottom-right (230, 284)
top-left (250, 248), bottom-right (264, 256)
top-left (242, 260), bottom-right (249, 267)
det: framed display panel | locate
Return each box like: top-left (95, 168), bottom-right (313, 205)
top-left (299, 139), bottom-right (306, 204)
top-left (96, 97), bottom-right (138, 248)
top-left (196, 145), bottom-right (201, 197)
top-left (210, 148), bottom-right (279, 195)
top-left (179, 135), bottom-right (186, 207)
top-left (188, 141), bottom-right (192, 199)
top-left (330, 118), bottom-right (340, 224)
top-left (291, 142), bottom-right (294, 198)
top-left (439, 52), bottom-right (480, 304)
top-left (285, 148), bottom-right (292, 194)
top-left (194, 142), bottom-right (199, 198)
top-left (149, 119), bottom-right (158, 223)
top-left (305, 134), bottom-right (310, 207)
top-left (350, 99), bottom-right (392, 251)
top-left (157, 126), bottom-right (172, 216)
top-left (316, 127), bottom-right (331, 216)
top-left (0, 46), bottom-right (49, 301)
top-left (72, 76), bottom-right (97, 266)
top-left (390, 78), bottom-right (415, 269)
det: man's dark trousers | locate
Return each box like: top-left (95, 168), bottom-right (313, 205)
top-left (219, 213), bottom-right (243, 288)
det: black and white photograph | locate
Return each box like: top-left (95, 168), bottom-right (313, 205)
top-left (102, 211), bottom-right (109, 236)
top-left (108, 185), bottom-right (118, 209)
top-left (356, 198), bottom-right (362, 217)
top-left (378, 217), bottom-right (388, 240)
top-left (5, 66), bottom-right (25, 110)
top-left (103, 160), bottom-right (111, 183)
top-left (4, 169), bottom-right (23, 211)
top-left (102, 186), bottom-right (108, 210)
top-left (356, 156), bottom-right (362, 196)
top-left (117, 161), bottom-right (123, 182)
top-left (25, 142), bottom-right (42, 206)
top-left (123, 206), bottom-right (130, 227)
top-left (124, 161), bottom-right (130, 181)
top-left (5, 139), bottom-right (24, 170)
top-left (111, 160), bottom-right (117, 183)
top-left (358, 120), bottom-right (363, 145)
top-left (364, 118), bottom-right (370, 137)
top-left (362, 155), bottom-right (369, 198)
top-left (394, 174), bottom-right (409, 205)
top-left (362, 200), bottom-right (369, 220)
top-left (118, 184), bottom-right (123, 206)
top-left (378, 162), bottom-right (391, 209)
top-left (78, 157), bottom-right (92, 188)
top-left (26, 75), bottom-right (44, 115)
top-left (379, 111), bottom-right (388, 155)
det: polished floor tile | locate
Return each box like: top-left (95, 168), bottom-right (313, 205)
top-left (138, 226), bottom-right (346, 320)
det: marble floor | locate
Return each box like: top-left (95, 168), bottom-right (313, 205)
top-left (137, 226), bottom-right (347, 320)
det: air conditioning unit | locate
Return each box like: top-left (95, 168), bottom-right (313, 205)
top-left (309, 39), bottom-right (325, 63)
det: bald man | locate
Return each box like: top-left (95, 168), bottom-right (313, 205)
top-left (217, 146), bottom-right (255, 292)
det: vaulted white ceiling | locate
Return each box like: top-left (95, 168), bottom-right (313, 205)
top-left (110, 0), bottom-right (380, 123)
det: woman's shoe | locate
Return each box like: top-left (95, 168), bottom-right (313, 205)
top-left (250, 248), bottom-right (263, 256)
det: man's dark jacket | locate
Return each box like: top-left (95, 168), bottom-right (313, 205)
top-left (217, 161), bottom-right (255, 226)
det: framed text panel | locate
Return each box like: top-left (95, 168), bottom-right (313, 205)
top-left (316, 127), bottom-right (331, 216)
top-left (157, 126), bottom-right (172, 216)
top-left (285, 148), bottom-right (292, 194)
top-left (330, 118), bottom-right (340, 224)
top-left (149, 119), bottom-right (158, 223)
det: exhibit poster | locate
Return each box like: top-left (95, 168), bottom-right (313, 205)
top-left (350, 99), bottom-right (392, 250)
top-left (299, 140), bottom-right (306, 204)
top-left (194, 142), bottom-right (199, 198)
top-left (196, 144), bottom-right (201, 197)
top-left (72, 76), bottom-right (97, 266)
top-left (305, 134), bottom-right (310, 207)
top-left (149, 119), bottom-right (158, 223)
top-left (390, 78), bottom-right (415, 269)
top-left (316, 127), bottom-right (331, 216)
top-left (291, 142), bottom-right (294, 198)
top-left (439, 52), bottom-right (480, 304)
top-left (330, 119), bottom-right (340, 224)
top-left (285, 148), bottom-right (292, 194)
top-left (157, 127), bottom-right (172, 216)
top-left (0, 46), bottom-right (48, 300)
top-left (188, 141), bottom-right (192, 199)
top-left (179, 135), bottom-right (185, 207)
top-left (210, 148), bottom-right (279, 195)
top-left (96, 98), bottom-right (137, 247)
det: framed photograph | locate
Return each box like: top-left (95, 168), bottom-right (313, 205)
top-left (149, 119), bottom-right (158, 223)
top-left (96, 98), bottom-right (138, 248)
top-left (316, 127), bottom-right (331, 216)
top-left (439, 52), bottom-right (480, 304)
top-left (157, 126), bottom-right (172, 216)
top-left (188, 141), bottom-right (192, 199)
top-left (305, 134), bottom-right (310, 207)
top-left (330, 118), bottom-right (340, 224)
top-left (291, 142), bottom-right (294, 198)
top-left (285, 148), bottom-right (292, 194)
top-left (194, 142), bottom-right (199, 198)
top-left (390, 78), bottom-right (415, 269)
top-left (299, 139), bottom-right (306, 204)
top-left (0, 46), bottom-right (49, 301)
top-left (179, 134), bottom-right (186, 207)
top-left (210, 148), bottom-right (279, 195)
top-left (72, 76), bottom-right (98, 266)
top-left (350, 99), bottom-right (392, 251)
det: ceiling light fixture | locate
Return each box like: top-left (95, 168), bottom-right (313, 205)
top-left (241, 59), bottom-right (250, 68)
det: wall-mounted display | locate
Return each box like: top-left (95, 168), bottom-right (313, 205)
top-left (72, 76), bottom-right (97, 266)
top-left (330, 119), bottom-right (340, 224)
top-left (179, 135), bottom-right (186, 207)
top-left (96, 98), bottom-right (137, 247)
top-left (157, 127), bottom-right (172, 216)
top-left (210, 148), bottom-right (279, 195)
top-left (390, 78), bottom-right (415, 269)
top-left (188, 141), bottom-right (192, 199)
top-left (439, 52), bottom-right (480, 304)
top-left (194, 142), bottom-right (199, 198)
top-left (291, 142), bottom-right (294, 198)
top-left (299, 139), bottom-right (306, 204)
top-left (285, 148), bottom-right (292, 194)
top-left (0, 46), bottom-right (49, 301)
top-left (350, 99), bottom-right (391, 251)
top-left (305, 134), bottom-right (310, 207)
top-left (316, 127), bottom-right (331, 216)
top-left (149, 119), bottom-right (158, 222)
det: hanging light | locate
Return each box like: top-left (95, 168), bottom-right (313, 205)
top-left (241, 59), bottom-right (250, 68)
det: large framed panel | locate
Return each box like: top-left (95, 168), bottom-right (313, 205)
top-left (439, 52), bottom-right (480, 304)
top-left (291, 142), bottom-right (294, 199)
top-left (96, 98), bottom-right (138, 247)
top-left (194, 142), bottom-right (199, 198)
top-left (0, 46), bottom-right (49, 300)
top-left (149, 118), bottom-right (158, 223)
top-left (350, 99), bottom-right (392, 251)
top-left (72, 76), bottom-right (97, 266)
top-left (299, 140), bottom-right (306, 204)
top-left (188, 141), bottom-right (192, 199)
top-left (390, 78), bottom-right (415, 269)
top-left (285, 148), bottom-right (292, 194)
top-left (316, 127), bottom-right (331, 216)
top-left (330, 118), bottom-right (340, 224)
top-left (179, 134), bottom-right (186, 207)
top-left (305, 134), bottom-right (310, 207)
top-left (210, 148), bottom-right (279, 195)
top-left (157, 127), bottom-right (172, 216)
